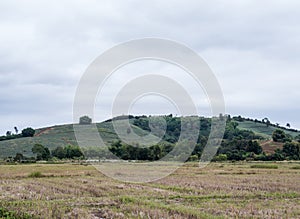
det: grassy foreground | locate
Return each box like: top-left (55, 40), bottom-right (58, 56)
top-left (0, 162), bottom-right (300, 218)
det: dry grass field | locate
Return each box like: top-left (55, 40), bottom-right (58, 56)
top-left (0, 162), bottom-right (300, 218)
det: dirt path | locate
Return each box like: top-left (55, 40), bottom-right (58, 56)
top-left (34, 127), bottom-right (53, 137)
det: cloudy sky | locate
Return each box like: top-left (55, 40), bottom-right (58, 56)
top-left (0, 0), bottom-right (300, 134)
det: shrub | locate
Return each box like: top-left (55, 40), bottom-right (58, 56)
top-left (250, 164), bottom-right (278, 169)
top-left (28, 171), bottom-right (44, 178)
top-left (188, 155), bottom-right (199, 161)
top-left (213, 154), bottom-right (227, 162)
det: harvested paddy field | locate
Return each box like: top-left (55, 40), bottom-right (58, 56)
top-left (0, 162), bottom-right (300, 218)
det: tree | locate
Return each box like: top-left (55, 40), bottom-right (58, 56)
top-left (14, 127), bottom-right (18, 134)
top-left (246, 140), bottom-right (262, 154)
top-left (234, 115), bottom-right (243, 122)
top-left (64, 145), bottom-right (84, 159)
top-left (271, 149), bottom-right (285, 161)
top-left (282, 142), bottom-right (300, 160)
top-left (14, 153), bottom-right (24, 162)
top-left (150, 145), bottom-right (162, 161)
top-left (231, 121), bottom-right (239, 129)
top-left (79, 116), bottom-right (92, 125)
top-left (286, 123), bottom-right (291, 128)
top-left (272, 129), bottom-right (291, 143)
top-left (6, 131), bottom-right (11, 136)
top-left (227, 149), bottom-right (244, 161)
top-left (262, 118), bottom-right (270, 127)
top-left (52, 146), bottom-right (66, 159)
top-left (110, 140), bottom-right (123, 158)
top-left (295, 134), bottom-right (300, 143)
top-left (22, 127), bottom-right (35, 137)
top-left (32, 144), bottom-right (51, 160)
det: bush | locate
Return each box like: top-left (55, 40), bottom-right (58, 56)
top-left (28, 171), bottom-right (44, 178)
top-left (250, 164), bottom-right (278, 169)
top-left (188, 155), bottom-right (199, 161)
top-left (213, 154), bottom-right (227, 162)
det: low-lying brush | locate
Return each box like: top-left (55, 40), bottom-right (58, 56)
top-left (250, 164), bottom-right (278, 169)
top-left (28, 171), bottom-right (44, 178)
top-left (0, 207), bottom-right (32, 219)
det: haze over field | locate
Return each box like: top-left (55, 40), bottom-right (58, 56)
top-left (0, 0), bottom-right (300, 134)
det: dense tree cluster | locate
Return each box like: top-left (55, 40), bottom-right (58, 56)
top-left (109, 140), bottom-right (174, 161)
top-left (105, 116), bottom-right (300, 162)
top-left (52, 145), bottom-right (84, 159)
top-left (32, 144), bottom-right (51, 160)
top-left (12, 144), bottom-right (85, 162)
top-left (22, 127), bottom-right (35, 137)
top-left (272, 129), bottom-right (292, 143)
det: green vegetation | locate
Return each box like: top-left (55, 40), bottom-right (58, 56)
top-left (250, 164), bottom-right (278, 169)
top-left (0, 127), bottom-right (35, 142)
top-left (21, 127), bottom-right (35, 137)
top-left (55, 145), bottom-right (84, 159)
top-left (272, 129), bottom-right (292, 142)
top-left (235, 117), bottom-right (298, 139)
top-left (32, 144), bottom-right (51, 161)
top-left (0, 115), bottom-right (299, 162)
top-left (0, 207), bottom-right (32, 219)
top-left (282, 142), bottom-right (300, 160)
top-left (28, 171), bottom-right (44, 178)
top-left (1, 115), bottom-right (299, 218)
top-left (79, 115), bottom-right (92, 125)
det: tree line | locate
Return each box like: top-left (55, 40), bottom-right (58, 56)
top-left (0, 127), bottom-right (35, 141)
top-left (11, 144), bottom-right (84, 163)
top-left (109, 115), bottom-right (300, 162)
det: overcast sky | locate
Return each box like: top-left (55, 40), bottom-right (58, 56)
top-left (0, 0), bottom-right (300, 134)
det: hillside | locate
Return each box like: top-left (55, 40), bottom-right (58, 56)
top-left (260, 140), bottom-right (284, 155)
top-left (0, 119), bottom-right (157, 158)
top-left (237, 120), bottom-right (299, 139)
top-left (0, 115), bottom-right (298, 159)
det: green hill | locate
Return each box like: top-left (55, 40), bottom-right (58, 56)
top-left (0, 115), bottom-right (298, 159)
top-left (0, 118), bottom-right (158, 158)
